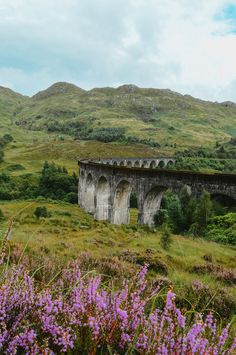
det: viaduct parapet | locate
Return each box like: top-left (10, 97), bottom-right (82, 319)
top-left (78, 159), bottom-right (236, 227)
top-left (97, 157), bottom-right (176, 169)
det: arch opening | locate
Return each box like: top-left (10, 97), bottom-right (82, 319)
top-left (112, 180), bottom-right (132, 224)
top-left (142, 160), bottom-right (148, 168)
top-left (95, 176), bottom-right (110, 220)
top-left (211, 193), bottom-right (236, 214)
top-left (143, 186), bottom-right (166, 226)
top-left (85, 173), bottom-right (95, 213)
top-left (129, 190), bottom-right (138, 225)
top-left (158, 160), bottom-right (165, 168)
top-left (166, 160), bottom-right (174, 168)
top-left (150, 160), bottom-right (156, 169)
top-left (127, 161), bottom-right (132, 167)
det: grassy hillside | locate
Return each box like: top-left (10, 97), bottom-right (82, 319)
top-left (0, 86), bottom-right (27, 129)
top-left (0, 81), bottom-right (235, 177)
top-left (1, 82), bottom-right (236, 151)
top-left (0, 200), bottom-right (235, 320)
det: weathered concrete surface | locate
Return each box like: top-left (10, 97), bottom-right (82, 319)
top-left (78, 159), bottom-right (236, 227)
top-left (94, 176), bottom-right (110, 220)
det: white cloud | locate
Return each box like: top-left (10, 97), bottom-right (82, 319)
top-left (0, 0), bottom-right (236, 101)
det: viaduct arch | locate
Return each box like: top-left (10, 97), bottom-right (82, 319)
top-left (78, 159), bottom-right (236, 227)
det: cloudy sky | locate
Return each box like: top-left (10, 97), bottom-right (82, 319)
top-left (0, 0), bottom-right (236, 101)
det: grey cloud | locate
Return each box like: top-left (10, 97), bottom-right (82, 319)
top-left (0, 0), bottom-right (235, 102)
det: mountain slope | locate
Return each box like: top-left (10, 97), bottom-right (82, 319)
top-left (0, 86), bottom-right (28, 123)
top-left (1, 82), bottom-right (236, 149)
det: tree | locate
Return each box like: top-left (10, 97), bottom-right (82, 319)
top-left (166, 193), bottom-right (183, 233)
top-left (179, 185), bottom-right (197, 231)
top-left (2, 134), bottom-right (13, 144)
top-left (160, 223), bottom-right (172, 250)
top-left (154, 208), bottom-right (168, 226)
top-left (34, 206), bottom-right (50, 219)
top-left (38, 162), bottom-right (77, 202)
top-left (191, 191), bottom-right (213, 236)
top-left (154, 190), bottom-right (183, 232)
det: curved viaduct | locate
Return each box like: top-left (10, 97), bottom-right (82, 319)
top-left (78, 159), bottom-right (236, 226)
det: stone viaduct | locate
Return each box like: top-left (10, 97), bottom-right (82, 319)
top-left (78, 158), bottom-right (236, 226)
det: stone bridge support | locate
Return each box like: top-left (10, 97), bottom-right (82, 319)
top-left (78, 159), bottom-right (236, 227)
top-left (111, 180), bottom-right (132, 224)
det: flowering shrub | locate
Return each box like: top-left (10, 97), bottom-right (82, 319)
top-left (0, 262), bottom-right (235, 354)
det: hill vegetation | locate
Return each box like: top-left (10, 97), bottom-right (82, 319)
top-left (0, 82), bottom-right (235, 351)
top-left (0, 81), bottom-right (235, 174)
top-left (1, 81), bottom-right (236, 150)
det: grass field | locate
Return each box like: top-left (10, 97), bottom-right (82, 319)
top-left (1, 126), bottom-right (169, 176)
top-left (1, 200), bottom-right (235, 318)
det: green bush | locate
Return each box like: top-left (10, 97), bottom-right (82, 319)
top-left (0, 162), bottom-right (78, 204)
top-left (156, 190), bottom-right (184, 233)
top-left (206, 213), bottom-right (236, 245)
top-left (160, 223), bottom-right (172, 250)
top-left (34, 206), bottom-right (50, 219)
top-left (87, 127), bottom-right (126, 143)
top-left (38, 162), bottom-right (78, 202)
top-left (65, 192), bottom-right (78, 204)
top-left (154, 208), bottom-right (168, 226)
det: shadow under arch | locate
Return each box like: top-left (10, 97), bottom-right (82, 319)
top-left (211, 193), bottom-right (236, 212)
top-left (142, 160), bottom-right (148, 168)
top-left (112, 180), bottom-right (132, 224)
top-left (143, 186), bottom-right (167, 226)
top-left (150, 160), bottom-right (156, 169)
top-left (95, 176), bottom-right (110, 220)
top-left (85, 173), bottom-right (95, 213)
top-left (158, 160), bottom-right (165, 168)
top-left (166, 160), bottom-right (174, 169)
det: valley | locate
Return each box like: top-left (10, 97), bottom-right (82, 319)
top-left (0, 82), bottom-right (235, 352)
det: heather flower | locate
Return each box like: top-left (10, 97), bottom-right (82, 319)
top-left (0, 263), bottom-right (234, 354)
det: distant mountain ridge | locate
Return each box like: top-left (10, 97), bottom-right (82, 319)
top-left (2, 82), bottom-right (236, 104)
top-left (1, 81), bottom-right (236, 149)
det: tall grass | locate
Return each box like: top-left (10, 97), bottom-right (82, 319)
top-left (0, 235), bottom-right (235, 354)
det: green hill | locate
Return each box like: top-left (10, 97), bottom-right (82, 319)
top-left (0, 86), bottom-right (27, 125)
top-left (0, 82), bottom-right (236, 175)
top-left (0, 81), bottom-right (235, 150)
